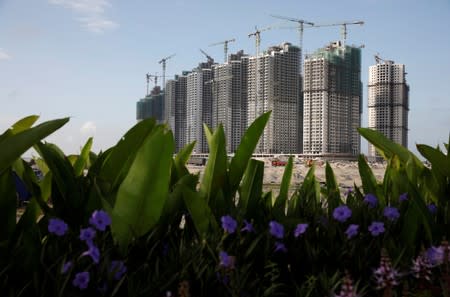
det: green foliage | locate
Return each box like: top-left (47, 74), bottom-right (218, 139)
top-left (1, 115), bottom-right (449, 297)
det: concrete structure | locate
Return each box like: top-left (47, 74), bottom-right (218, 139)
top-left (303, 41), bottom-right (362, 158)
top-left (186, 62), bottom-right (214, 153)
top-left (368, 59), bottom-right (409, 158)
top-left (165, 71), bottom-right (190, 152)
top-left (246, 42), bottom-right (301, 154)
top-left (211, 50), bottom-right (248, 152)
top-left (136, 86), bottom-right (164, 123)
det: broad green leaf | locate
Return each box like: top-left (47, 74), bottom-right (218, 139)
top-left (238, 159), bottom-right (264, 220)
top-left (358, 154), bottom-right (383, 202)
top-left (0, 115), bottom-right (39, 144)
top-left (173, 141), bottom-right (196, 179)
top-left (273, 156), bottom-right (293, 218)
top-left (112, 126), bottom-right (174, 250)
top-left (99, 117), bottom-right (157, 195)
top-left (0, 169), bottom-right (16, 242)
top-left (288, 166), bottom-right (319, 217)
top-left (35, 142), bottom-right (83, 223)
top-left (10, 115), bottom-right (39, 134)
top-left (200, 124), bottom-right (228, 204)
top-left (73, 137), bottom-right (93, 177)
top-left (0, 117), bottom-right (69, 175)
top-left (229, 111), bottom-right (271, 193)
top-left (325, 162), bottom-right (341, 210)
top-left (359, 128), bottom-right (423, 167)
top-left (183, 187), bottom-right (218, 237)
top-left (162, 173), bottom-right (198, 222)
top-left (417, 144), bottom-right (450, 178)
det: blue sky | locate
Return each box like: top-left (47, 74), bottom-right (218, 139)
top-left (1, 0), bottom-right (449, 157)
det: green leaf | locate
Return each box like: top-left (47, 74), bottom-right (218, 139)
top-left (173, 141), bottom-right (196, 178)
top-left (99, 117), bottom-right (157, 197)
top-left (73, 137), bottom-right (93, 177)
top-left (183, 187), bottom-right (218, 237)
top-left (162, 173), bottom-right (198, 222)
top-left (359, 128), bottom-right (423, 167)
top-left (238, 159), bottom-right (264, 220)
top-left (288, 166), bottom-right (319, 217)
top-left (417, 144), bottom-right (450, 178)
top-left (0, 169), bottom-right (16, 242)
top-left (199, 124), bottom-right (228, 204)
top-left (0, 117), bottom-right (69, 175)
top-left (229, 111), bottom-right (271, 194)
top-left (35, 142), bottom-right (83, 224)
top-left (325, 162), bottom-right (341, 210)
top-left (273, 156), bottom-right (293, 218)
top-left (112, 126), bottom-right (174, 250)
top-left (358, 154), bottom-right (379, 195)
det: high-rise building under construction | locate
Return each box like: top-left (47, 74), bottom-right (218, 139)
top-left (246, 42), bottom-right (301, 154)
top-left (186, 62), bottom-right (214, 153)
top-left (136, 86), bottom-right (164, 124)
top-left (303, 41), bottom-right (362, 158)
top-left (368, 58), bottom-right (409, 159)
top-left (165, 71), bottom-right (190, 152)
top-left (211, 50), bottom-right (248, 153)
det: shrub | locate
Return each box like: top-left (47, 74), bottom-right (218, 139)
top-left (0, 114), bottom-right (449, 296)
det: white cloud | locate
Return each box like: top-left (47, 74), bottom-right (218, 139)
top-left (0, 48), bottom-right (12, 60)
top-left (79, 17), bottom-right (118, 34)
top-left (80, 121), bottom-right (96, 136)
top-left (49, 0), bottom-right (118, 33)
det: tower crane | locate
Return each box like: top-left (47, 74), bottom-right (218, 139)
top-left (158, 53), bottom-right (175, 90)
top-left (270, 15), bottom-right (314, 52)
top-left (312, 20), bottom-right (364, 46)
top-left (248, 25), bottom-right (274, 57)
top-left (199, 49), bottom-right (214, 64)
top-left (145, 73), bottom-right (158, 96)
top-left (209, 38), bottom-right (236, 63)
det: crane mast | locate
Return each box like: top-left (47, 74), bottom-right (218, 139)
top-left (312, 21), bottom-right (364, 46)
top-left (209, 38), bottom-right (236, 63)
top-left (158, 53), bottom-right (175, 91)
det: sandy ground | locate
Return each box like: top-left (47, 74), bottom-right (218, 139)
top-left (187, 159), bottom-right (386, 189)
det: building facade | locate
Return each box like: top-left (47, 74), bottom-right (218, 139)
top-left (165, 72), bottom-right (190, 152)
top-left (246, 42), bottom-right (301, 154)
top-left (303, 41), bottom-right (362, 158)
top-left (368, 59), bottom-right (409, 158)
top-left (186, 62), bottom-right (214, 153)
top-left (211, 50), bottom-right (248, 153)
top-left (136, 86), bottom-right (164, 123)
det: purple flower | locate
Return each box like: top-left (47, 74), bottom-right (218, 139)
top-left (368, 221), bottom-right (385, 236)
top-left (294, 223), bottom-right (308, 238)
top-left (345, 224), bottom-right (359, 239)
top-left (241, 220), bottom-right (254, 233)
top-left (412, 253), bottom-right (433, 280)
top-left (383, 207), bottom-right (400, 221)
top-left (89, 210), bottom-right (111, 231)
top-left (219, 251), bottom-right (235, 269)
top-left (427, 203), bottom-right (437, 215)
top-left (399, 193), bottom-right (408, 202)
top-left (333, 205), bottom-right (352, 223)
top-left (221, 215), bottom-right (237, 234)
top-left (82, 244), bottom-right (100, 264)
top-left (61, 261), bottom-right (72, 274)
top-left (364, 193), bottom-right (378, 208)
top-left (79, 227), bottom-right (96, 242)
top-left (269, 221), bottom-right (284, 239)
top-left (48, 218), bottom-right (68, 236)
top-left (72, 271), bottom-right (90, 290)
top-left (274, 241), bottom-right (287, 253)
top-left (110, 260), bottom-right (127, 280)
top-left (426, 246), bottom-right (444, 266)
